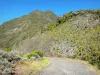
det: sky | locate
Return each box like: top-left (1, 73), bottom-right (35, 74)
top-left (0, 0), bottom-right (100, 24)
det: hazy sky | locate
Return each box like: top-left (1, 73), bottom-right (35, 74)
top-left (0, 0), bottom-right (100, 24)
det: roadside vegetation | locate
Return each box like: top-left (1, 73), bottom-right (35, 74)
top-left (15, 57), bottom-right (50, 75)
top-left (0, 50), bottom-right (20, 75)
top-left (22, 50), bottom-right (44, 59)
top-left (14, 50), bottom-right (50, 75)
top-left (0, 49), bottom-right (49, 75)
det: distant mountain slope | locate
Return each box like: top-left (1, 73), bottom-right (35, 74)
top-left (0, 10), bottom-right (58, 48)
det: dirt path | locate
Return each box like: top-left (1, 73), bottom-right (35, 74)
top-left (37, 57), bottom-right (98, 75)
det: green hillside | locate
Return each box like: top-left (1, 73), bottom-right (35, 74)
top-left (40, 10), bottom-right (100, 68)
top-left (0, 10), bottom-right (100, 69)
top-left (0, 10), bottom-right (58, 49)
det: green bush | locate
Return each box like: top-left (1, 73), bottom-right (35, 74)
top-left (58, 17), bottom-right (66, 23)
top-left (64, 12), bottom-right (73, 20)
top-left (33, 50), bottom-right (44, 57)
top-left (25, 50), bottom-right (44, 59)
top-left (0, 52), bottom-right (20, 75)
top-left (26, 52), bottom-right (38, 59)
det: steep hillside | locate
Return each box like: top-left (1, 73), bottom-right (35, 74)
top-left (0, 10), bottom-right (58, 49)
top-left (0, 10), bottom-right (100, 69)
top-left (39, 10), bottom-right (100, 68)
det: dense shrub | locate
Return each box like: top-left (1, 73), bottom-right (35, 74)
top-left (0, 51), bottom-right (20, 75)
top-left (73, 27), bottom-right (100, 69)
top-left (58, 17), bottom-right (66, 23)
top-left (25, 50), bottom-right (44, 59)
top-left (75, 47), bottom-right (100, 69)
top-left (64, 12), bottom-right (73, 20)
top-left (26, 52), bottom-right (38, 59)
top-left (33, 50), bottom-right (44, 57)
top-left (58, 12), bottom-right (74, 24)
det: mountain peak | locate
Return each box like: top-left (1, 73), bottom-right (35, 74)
top-left (34, 9), bottom-right (42, 13)
top-left (30, 10), bottom-right (43, 15)
top-left (46, 10), bottom-right (53, 13)
top-left (45, 10), bottom-right (54, 14)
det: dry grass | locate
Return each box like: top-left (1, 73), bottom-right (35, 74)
top-left (15, 57), bottom-right (50, 75)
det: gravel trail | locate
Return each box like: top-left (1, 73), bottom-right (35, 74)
top-left (38, 57), bottom-right (98, 75)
